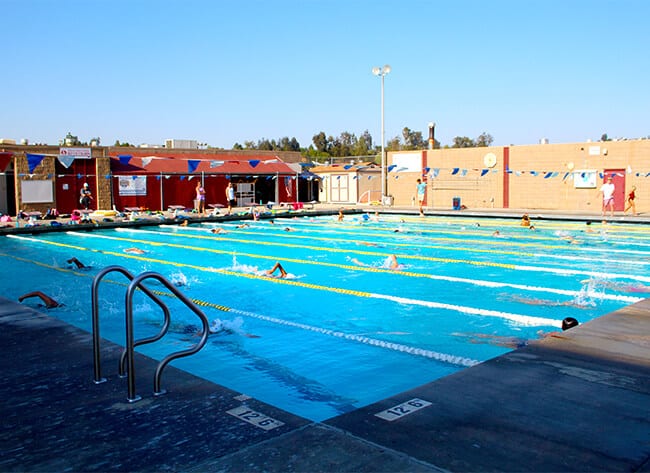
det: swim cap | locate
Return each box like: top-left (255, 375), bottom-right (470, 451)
top-left (561, 317), bottom-right (579, 331)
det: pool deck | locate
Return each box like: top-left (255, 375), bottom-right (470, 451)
top-left (1, 208), bottom-right (650, 472)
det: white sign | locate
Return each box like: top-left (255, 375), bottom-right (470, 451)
top-left (574, 170), bottom-right (597, 189)
top-left (118, 175), bottom-right (147, 196)
top-left (391, 153), bottom-right (422, 173)
top-left (588, 146), bottom-right (601, 156)
top-left (59, 147), bottom-right (91, 158)
top-left (226, 406), bottom-right (284, 431)
top-left (375, 398), bottom-right (432, 421)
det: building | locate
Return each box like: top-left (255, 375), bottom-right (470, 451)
top-left (0, 144), bottom-right (312, 216)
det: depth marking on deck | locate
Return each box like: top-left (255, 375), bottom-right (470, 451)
top-left (226, 406), bottom-right (285, 430)
top-left (375, 398), bottom-right (432, 421)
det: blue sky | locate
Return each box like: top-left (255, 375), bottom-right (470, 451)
top-left (3, 0), bottom-right (649, 149)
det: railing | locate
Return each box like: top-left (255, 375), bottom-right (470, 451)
top-left (125, 272), bottom-right (209, 401)
top-left (91, 266), bottom-right (209, 402)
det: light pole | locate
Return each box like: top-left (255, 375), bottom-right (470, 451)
top-left (372, 64), bottom-right (390, 204)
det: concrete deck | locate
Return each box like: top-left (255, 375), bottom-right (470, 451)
top-left (1, 209), bottom-right (650, 472)
top-left (1, 298), bottom-right (650, 472)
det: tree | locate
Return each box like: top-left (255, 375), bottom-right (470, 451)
top-left (232, 143), bottom-right (243, 150)
top-left (402, 127), bottom-right (426, 150)
top-left (475, 132), bottom-right (494, 147)
top-left (312, 131), bottom-right (329, 154)
top-left (601, 133), bottom-right (610, 142)
top-left (452, 136), bottom-right (475, 148)
top-left (385, 136), bottom-right (401, 151)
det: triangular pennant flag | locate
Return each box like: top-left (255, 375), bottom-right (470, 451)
top-left (530, 171), bottom-right (538, 176)
top-left (544, 172), bottom-right (553, 178)
top-left (210, 160), bottom-right (224, 168)
top-left (141, 157), bottom-right (153, 167)
top-left (433, 169), bottom-right (440, 178)
top-left (562, 172), bottom-right (570, 180)
top-left (343, 165), bottom-right (353, 170)
top-left (451, 168), bottom-right (459, 175)
top-left (480, 169), bottom-right (489, 177)
top-left (461, 169), bottom-right (468, 176)
top-left (424, 167), bottom-right (430, 173)
top-left (188, 160), bottom-right (200, 173)
top-left (156, 175), bottom-right (161, 180)
top-left (26, 153), bottom-right (45, 173)
top-left (249, 160), bottom-right (260, 168)
top-left (188, 175), bottom-right (195, 181)
top-left (105, 174), bottom-right (111, 179)
top-left (180, 175), bottom-right (186, 181)
top-left (387, 164), bottom-right (397, 172)
top-left (57, 155), bottom-right (75, 168)
top-left (119, 155), bottom-right (132, 165)
top-left (551, 172), bottom-right (559, 178)
top-left (0, 152), bottom-right (14, 171)
top-left (515, 171), bottom-right (522, 176)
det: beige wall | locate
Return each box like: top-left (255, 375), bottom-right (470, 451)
top-left (388, 139), bottom-right (649, 213)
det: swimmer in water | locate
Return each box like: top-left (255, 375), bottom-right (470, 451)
top-left (454, 317), bottom-right (579, 348)
top-left (18, 291), bottom-right (61, 309)
top-left (265, 262), bottom-right (288, 278)
top-left (505, 293), bottom-right (590, 308)
top-left (582, 278), bottom-right (650, 293)
top-left (66, 257), bottom-right (89, 269)
top-left (387, 254), bottom-right (400, 270)
top-left (124, 247), bottom-right (145, 254)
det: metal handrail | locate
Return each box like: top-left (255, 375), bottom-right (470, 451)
top-left (125, 272), bottom-right (210, 402)
top-left (91, 265), bottom-right (171, 384)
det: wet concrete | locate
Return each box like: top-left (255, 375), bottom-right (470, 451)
top-left (2, 296), bottom-right (650, 472)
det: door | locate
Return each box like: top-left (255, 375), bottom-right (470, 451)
top-left (331, 174), bottom-right (349, 203)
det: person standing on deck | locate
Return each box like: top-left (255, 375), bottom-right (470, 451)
top-left (225, 182), bottom-right (235, 215)
top-left (416, 179), bottom-right (426, 216)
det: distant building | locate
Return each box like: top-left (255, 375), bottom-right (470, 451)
top-left (165, 139), bottom-right (198, 149)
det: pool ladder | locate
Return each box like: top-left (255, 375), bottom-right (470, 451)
top-left (91, 265), bottom-right (210, 402)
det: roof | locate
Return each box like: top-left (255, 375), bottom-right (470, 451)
top-left (110, 151), bottom-right (296, 176)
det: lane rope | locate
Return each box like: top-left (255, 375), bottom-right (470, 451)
top-left (0, 250), bottom-right (479, 367)
top-left (7, 234), bottom-right (566, 327)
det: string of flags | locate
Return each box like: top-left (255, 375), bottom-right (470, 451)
top-left (13, 153), bottom-right (650, 180)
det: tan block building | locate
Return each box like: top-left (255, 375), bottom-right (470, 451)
top-left (387, 139), bottom-right (649, 214)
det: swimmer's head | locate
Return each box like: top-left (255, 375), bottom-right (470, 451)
top-left (561, 317), bottom-right (579, 331)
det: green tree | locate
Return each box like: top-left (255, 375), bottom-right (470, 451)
top-left (452, 136), bottom-right (475, 148)
top-left (312, 132), bottom-right (329, 154)
top-left (402, 127), bottom-right (426, 150)
top-left (475, 132), bottom-right (494, 147)
top-left (385, 136), bottom-right (401, 151)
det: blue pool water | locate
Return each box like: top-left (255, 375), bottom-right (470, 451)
top-left (2, 215), bottom-right (649, 421)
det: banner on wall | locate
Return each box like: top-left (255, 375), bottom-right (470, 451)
top-left (59, 147), bottom-right (91, 159)
top-left (118, 175), bottom-right (147, 196)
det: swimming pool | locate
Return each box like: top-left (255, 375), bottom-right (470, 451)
top-left (2, 214), bottom-right (648, 421)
